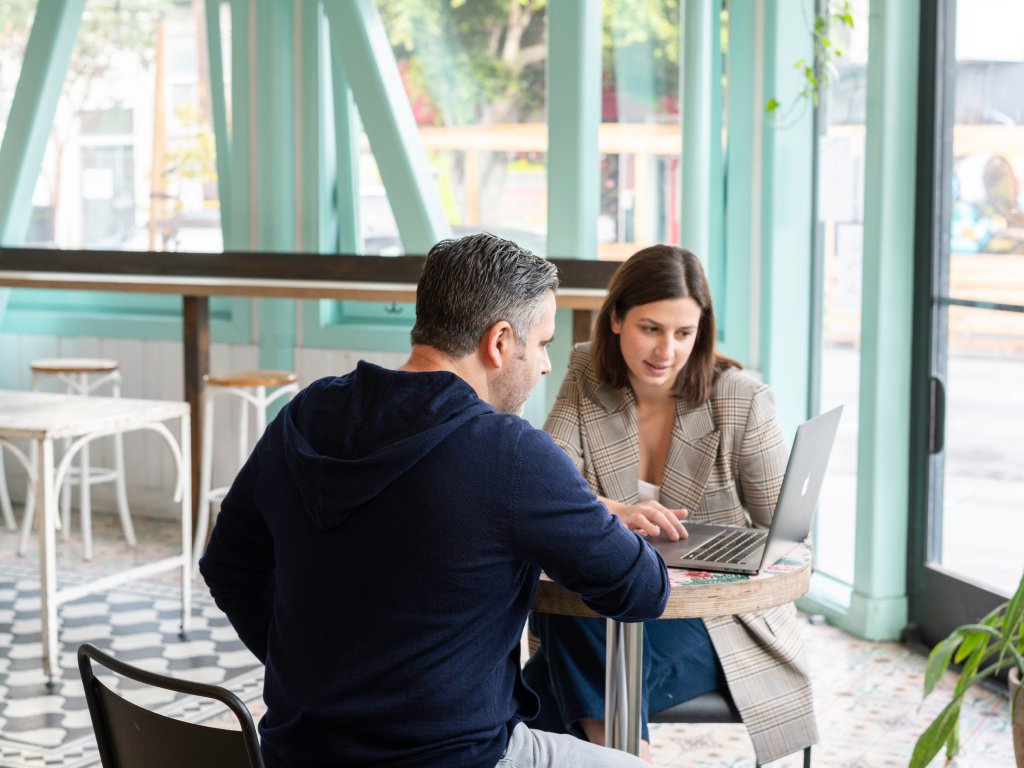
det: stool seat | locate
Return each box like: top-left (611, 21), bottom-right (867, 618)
top-left (204, 370), bottom-right (299, 388)
top-left (651, 688), bottom-right (811, 767)
top-left (650, 689), bottom-right (742, 724)
top-left (30, 358), bottom-right (120, 374)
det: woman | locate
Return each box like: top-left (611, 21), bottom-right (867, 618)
top-left (524, 245), bottom-right (817, 764)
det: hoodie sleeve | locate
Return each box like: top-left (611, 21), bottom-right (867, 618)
top-left (507, 427), bottom-right (669, 622)
top-left (198, 440), bottom-right (276, 663)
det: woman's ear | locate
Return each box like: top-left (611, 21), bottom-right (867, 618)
top-left (610, 310), bottom-right (623, 335)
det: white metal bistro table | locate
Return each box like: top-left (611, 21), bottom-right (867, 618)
top-left (532, 544), bottom-right (813, 755)
top-left (0, 389), bottom-right (192, 683)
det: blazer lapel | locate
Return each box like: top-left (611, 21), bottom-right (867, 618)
top-left (660, 399), bottom-right (719, 514)
top-left (584, 385), bottom-right (640, 504)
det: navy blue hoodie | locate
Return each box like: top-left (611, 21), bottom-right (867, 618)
top-left (200, 361), bottom-right (669, 767)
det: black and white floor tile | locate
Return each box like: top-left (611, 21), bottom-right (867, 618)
top-left (0, 512), bottom-right (1017, 767)
top-left (0, 561), bottom-right (262, 768)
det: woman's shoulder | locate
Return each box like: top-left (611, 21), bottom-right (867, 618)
top-left (711, 365), bottom-right (772, 404)
top-left (566, 342), bottom-right (600, 385)
top-left (565, 342), bottom-right (624, 412)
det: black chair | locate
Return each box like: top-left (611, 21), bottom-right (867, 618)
top-left (77, 643), bottom-right (264, 768)
top-left (650, 688), bottom-right (812, 767)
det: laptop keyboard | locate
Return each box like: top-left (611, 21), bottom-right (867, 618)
top-left (685, 528), bottom-right (767, 564)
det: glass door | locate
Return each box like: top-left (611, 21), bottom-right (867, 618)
top-left (910, 0), bottom-right (1024, 646)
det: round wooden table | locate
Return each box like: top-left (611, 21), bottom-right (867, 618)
top-left (531, 544), bottom-right (813, 755)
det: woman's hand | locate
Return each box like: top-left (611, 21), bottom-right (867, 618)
top-left (601, 497), bottom-right (689, 541)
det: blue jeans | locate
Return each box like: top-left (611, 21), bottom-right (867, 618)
top-left (523, 614), bottom-right (725, 742)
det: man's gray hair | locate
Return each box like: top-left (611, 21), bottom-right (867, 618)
top-left (410, 233), bottom-right (559, 358)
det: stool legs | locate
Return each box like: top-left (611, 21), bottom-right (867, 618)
top-left (79, 436), bottom-right (93, 560)
top-left (193, 394), bottom-right (216, 577)
top-left (18, 443), bottom-right (39, 556)
top-left (111, 379), bottom-right (136, 547)
top-left (0, 452), bottom-right (15, 531)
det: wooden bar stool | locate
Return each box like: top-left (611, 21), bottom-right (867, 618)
top-left (19, 358), bottom-right (136, 561)
top-left (193, 369), bottom-right (299, 575)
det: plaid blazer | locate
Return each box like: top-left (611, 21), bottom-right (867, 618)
top-left (544, 343), bottom-right (818, 763)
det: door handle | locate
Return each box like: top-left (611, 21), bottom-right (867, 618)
top-left (929, 375), bottom-right (945, 455)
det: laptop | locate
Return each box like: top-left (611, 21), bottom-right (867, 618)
top-left (650, 405), bottom-right (843, 574)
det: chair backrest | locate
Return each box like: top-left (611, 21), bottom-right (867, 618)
top-left (77, 643), bottom-right (264, 768)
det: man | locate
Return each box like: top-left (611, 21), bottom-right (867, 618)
top-left (200, 233), bottom-right (669, 767)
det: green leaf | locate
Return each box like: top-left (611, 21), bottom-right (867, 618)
top-left (910, 700), bottom-right (961, 768)
top-left (765, 97), bottom-right (780, 114)
top-left (924, 634), bottom-right (962, 696)
top-left (952, 633), bottom-right (981, 665)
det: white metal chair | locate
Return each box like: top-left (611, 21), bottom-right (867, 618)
top-left (19, 358), bottom-right (136, 561)
top-left (0, 450), bottom-right (16, 531)
top-left (193, 369), bottom-right (299, 575)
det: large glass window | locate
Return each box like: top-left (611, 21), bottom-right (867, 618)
top-left (933, 0), bottom-right (1024, 596)
top-left (372, 1), bottom-right (682, 259)
top-left (1, 0), bottom-right (220, 251)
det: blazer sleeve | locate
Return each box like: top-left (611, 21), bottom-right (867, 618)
top-left (542, 351), bottom-right (586, 472)
top-left (736, 384), bottom-right (789, 529)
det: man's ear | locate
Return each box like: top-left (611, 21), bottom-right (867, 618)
top-left (481, 321), bottom-right (515, 369)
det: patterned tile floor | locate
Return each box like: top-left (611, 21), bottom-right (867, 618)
top-left (0, 512), bottom-right (1017, 767)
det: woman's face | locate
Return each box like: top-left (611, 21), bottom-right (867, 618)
top-left (611, 297), bottom-right (702, 396)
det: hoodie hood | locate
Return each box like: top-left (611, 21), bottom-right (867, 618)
top-left (281, 361), bottom-right (493, 529)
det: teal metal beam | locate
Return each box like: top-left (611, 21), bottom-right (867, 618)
top-left (253, 0), bottom-right (296, 371)
top-left (0, 0), bottom-right (85, 245)
top-left (543, 0), bottom-right (601, 424)
top-left (679, 0), bottom-right (723, 298)
top-left (328, 18), bottom-right (362, 254)
top-left (204, 0), bottom-right (233, 248)
top-left (297, 0), bottom-right (325, 254)
top-left (720, 2), bottom-right (756, 366)
top-left (322, 0), bottom-right (449, 254)
top-left (228, 0), bottom-right (253, 251)
top-left (546, 0), bottom-right (601, 261)
top-left (758, 0), bottom-right (815, 438)
top-left (847, 0), bottom-right (920, 641)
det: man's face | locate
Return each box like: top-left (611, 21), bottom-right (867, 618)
top-left (492, 291), bottom-right (556, 415)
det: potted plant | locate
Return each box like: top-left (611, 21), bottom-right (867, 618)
top-left (910, 570), bottom-right (1024, 768)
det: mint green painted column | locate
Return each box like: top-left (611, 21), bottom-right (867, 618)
top-left (543, 0), bottom-right (601, 424)
top-left (322, 0), bottom-right (449, 254)
top-left (846, 0), bottom-right (920, 641)
top-left (0, 1), bottom-right (85, 327)
top-left (249, 1), bottom-right (297, 372)
top-left (679, 0), bottom-right (723, 302)
top-left (204, 0), bottom-right (233, 247)
top-left (227, 0), bottom-right (253, 252)
top-left (758, 0), bottom-right (815, 438)
top-left (547, 0), bottom-right (601, 262)
top-left (719, 7), bottom-right (757, 366)
top-left (329, 30), bottom-right (362, 254)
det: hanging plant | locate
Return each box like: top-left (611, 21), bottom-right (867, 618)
top-left (766, 0), bottom-right (855, 125)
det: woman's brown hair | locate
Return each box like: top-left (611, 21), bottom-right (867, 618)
top-left (591, 244), bottom-right (739, 405)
